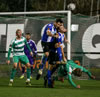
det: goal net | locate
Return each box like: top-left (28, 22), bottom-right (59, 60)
top-left (0, 11), bottom-right (71, 77)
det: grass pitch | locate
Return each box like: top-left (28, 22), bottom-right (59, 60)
top-left (0, 77), bottom-right (100, 97)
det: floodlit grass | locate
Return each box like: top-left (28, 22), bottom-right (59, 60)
top-left (0, 77), bottom-right (100, 97)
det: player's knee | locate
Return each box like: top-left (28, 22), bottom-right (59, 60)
top-left (13, 63), bottom-right (17, 69)
top-left (26, 63), bottom-right (31, 68)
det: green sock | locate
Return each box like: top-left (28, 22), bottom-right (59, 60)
top-left (10, 68), bottom-right (16, 80)
top-left (27, 68), bottom-right (31, 79)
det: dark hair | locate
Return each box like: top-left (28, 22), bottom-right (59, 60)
top-left (25, 33), bottom-right (31, 35)
top-left (56, 18), bottom-right (63, 23)
top-left (73, 68), bottom-right (82, 77)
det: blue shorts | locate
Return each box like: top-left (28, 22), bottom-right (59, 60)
top-left (57, 48), bottom-right (62, 61)
top-left (48, 51), bottom-right (61, 65)
top-left (57, 53), bottom-right (62, 61)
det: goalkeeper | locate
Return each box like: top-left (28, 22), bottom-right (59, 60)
top-left (54, 60), bottom-right (95, 88)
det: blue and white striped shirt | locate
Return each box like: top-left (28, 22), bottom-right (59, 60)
top-left (41, 23), bottom-right (57, 42)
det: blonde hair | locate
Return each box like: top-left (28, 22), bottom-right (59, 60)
top-left (16, 29), bottom-right (21, 33)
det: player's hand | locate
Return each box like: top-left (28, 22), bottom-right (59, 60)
top-left (65, 39), bottom-right (69, 43)
top-left (30, 52), bottom-right (33, 57)
top-left (63, 57), bottom-right (67, 62)
top-left (77, 85), bottom-right (80, 89)
top-left (91, 75), bottom-right (95, 79)
top-left (55, 43), bottom-right (60, 48)
top-left (54, 33), bottom-right (59, 38)
top-left (7, 60), bottom-right (10, 65)
top-left (65, 40), bottom-right (70, 45)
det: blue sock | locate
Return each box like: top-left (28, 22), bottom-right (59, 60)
top-left (40, 56), bottom-right (47, 69)
top-left (47, 70), bottom-right (52, 85)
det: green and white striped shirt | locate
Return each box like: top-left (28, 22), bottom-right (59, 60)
top-left (8, 36), bottom-right (31, 60)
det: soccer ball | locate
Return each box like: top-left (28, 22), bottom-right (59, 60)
top-left (67, 3), bottom-right (76, 11)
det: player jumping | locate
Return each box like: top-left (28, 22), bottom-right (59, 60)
top-left (44, 25), bottom-right (68, 88)
top-left (36, 18), bottom-right (63, 80)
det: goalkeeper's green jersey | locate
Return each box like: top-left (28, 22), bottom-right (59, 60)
top-left (58, 60), bottom-right (92, 88)
top-left (65, 60), bottom-right (92, 88)
top-left (7, 36), bottom-right (31, 60)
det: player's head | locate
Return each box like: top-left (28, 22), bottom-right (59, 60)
top-left (73, 68), bottom-right (82, 77)
top-left (16, 29), bottom-right (22, 38)
top-left (59, 25), bottom-right (67, 33)
top-left (25, 33), bottom-right (31, 40)
top-left (54, 18), bottom-right (63, 29)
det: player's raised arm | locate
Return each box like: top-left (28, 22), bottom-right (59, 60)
top-left (46, 27), bottom-right (58, 38)
top-left (46, 24), bottom-right (54, 36)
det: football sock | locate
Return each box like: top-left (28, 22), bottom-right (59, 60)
top-left (40, 55), bottom-right (47, 69)
top-left (27, 68), bottom-right (31, 79)
top-left (10, 68), bottom-right (16, 80)
top-left (47, 70), bottom-right (52, 85)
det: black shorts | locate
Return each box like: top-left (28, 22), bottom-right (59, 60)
top-left (41, 41), bottom-right (53, 53)
top-left (48, 51), bottom-right (59, 65)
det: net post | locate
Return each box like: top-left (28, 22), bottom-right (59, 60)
top-left (67, 11), bottom-right (71, 60)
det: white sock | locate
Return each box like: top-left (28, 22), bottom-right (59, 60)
top-left (10, 79), bottom-right (13, 82)
top-left (26, 79), bottom-right (30, 82)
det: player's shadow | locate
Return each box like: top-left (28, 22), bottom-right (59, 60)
top-left (0, 83), bottom-right (44, 88)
